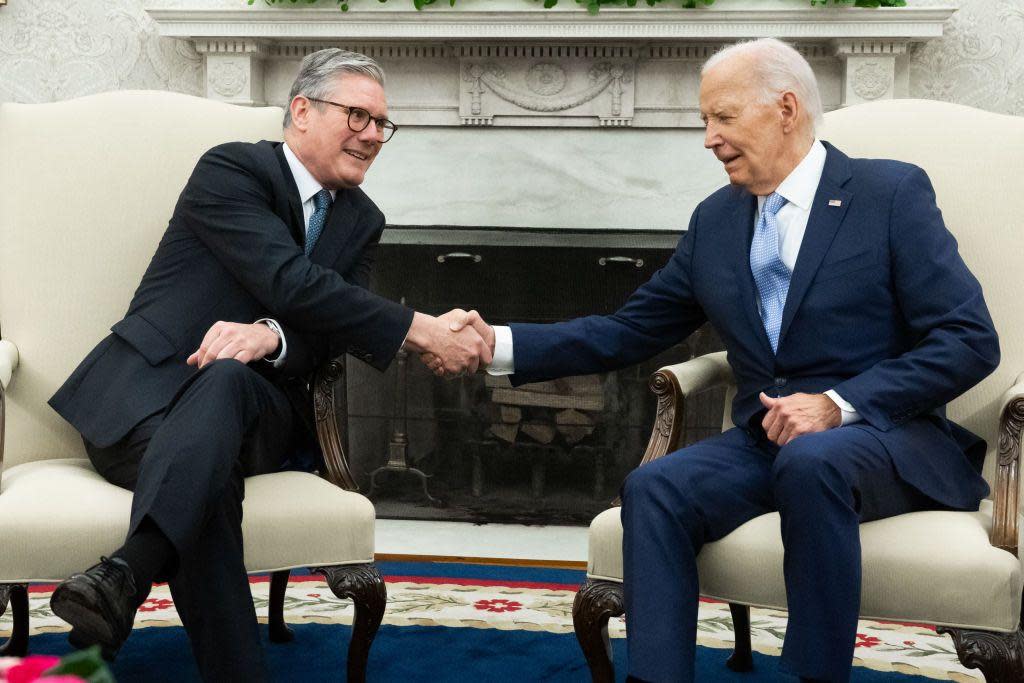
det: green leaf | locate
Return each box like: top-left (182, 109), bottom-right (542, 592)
top-left (44, 646), bottom-right (117, 683)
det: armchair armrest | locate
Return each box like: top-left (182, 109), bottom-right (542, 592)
top-left (312, 355), bottom-right (359, 492)
top-left (0, 340), bottom-right (18, 482)
top-left (639, 351), bottom-right (733, 468)
top-left (990, 372), bottom-right (1024, 557)
top-left (0, 339), bottom-right (18, 392)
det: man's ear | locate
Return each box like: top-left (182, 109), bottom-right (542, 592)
top-left (289, 96), bottom-right (311, 133)
top-left (779, 91), bottom-right (800, 134)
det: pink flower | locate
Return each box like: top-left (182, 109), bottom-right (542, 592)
top-left (855, 633), bottom-right (882, 648)
top-left (5, 655), bottom-right (61, 683)
top-left (38, 677), bottom-right (87, 683)
top-left (903, 640), bottom-right (916, 646)
top-left (473, 599), bottom-right (522, 613)
top-left (307, 593), bottom-right (321, 598)
top-left (138, 597), bottom-right (175, 612)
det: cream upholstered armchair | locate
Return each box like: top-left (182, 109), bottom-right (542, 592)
top-left (573, 99), bottom-right (1024, 682)
top-left (0, 92), bottom-right (384, 681)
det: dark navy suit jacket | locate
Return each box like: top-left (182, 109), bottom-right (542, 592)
top-left (50, 141), bottom-right (413, 450)
top-left (509, 143), bottom-right (999, 510)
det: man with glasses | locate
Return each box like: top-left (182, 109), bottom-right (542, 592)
top-left (46, 49), bottom-right (489, 681)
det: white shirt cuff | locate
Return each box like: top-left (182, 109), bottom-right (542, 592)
top-left (255, 318), bottom-right (287, 368)
top-left (487, 325), bottom-right (515, 376)
top-left (825, 389), bottom-right (862, 426)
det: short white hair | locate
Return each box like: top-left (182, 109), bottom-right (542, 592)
top-left (702, 38), bottom-right (824, 133)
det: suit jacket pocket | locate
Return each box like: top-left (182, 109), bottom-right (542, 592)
top-left (110, 314), bottom-right (178, 366)
top-left (813, 247), bottom-right (881, 284)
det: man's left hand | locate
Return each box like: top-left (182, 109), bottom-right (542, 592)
top-left (187, 321), bottom-right (280, 368)
top-left (760, 392), bottom-right (842, 446)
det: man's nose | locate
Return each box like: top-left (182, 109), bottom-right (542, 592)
top-left (359, 120), bottom-right (384, 143)
top-left (704, 123), bottom-right (720, 149)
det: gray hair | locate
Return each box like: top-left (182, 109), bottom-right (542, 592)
top-left (283, 49), bottom-right (386, 128)
top-left (702, 38), bottom-right (824, 133)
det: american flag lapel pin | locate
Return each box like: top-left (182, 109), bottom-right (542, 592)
top-left (828, 199), bottom-right (842, 207)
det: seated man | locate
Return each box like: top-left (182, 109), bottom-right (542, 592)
top-left (435, 38), bottom-right (999, 683)
top-left (46, 48), bottom-right (490, 682)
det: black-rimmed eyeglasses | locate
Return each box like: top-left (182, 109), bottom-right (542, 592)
top-left (306, 97), bottom-right (397, 143)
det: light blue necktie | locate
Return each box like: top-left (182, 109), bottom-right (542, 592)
top-left (305, 189), bottom-right (333, 256)
top-left (750, 191), bottom-right (790, 353)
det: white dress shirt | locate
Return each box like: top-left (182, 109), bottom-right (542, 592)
top-left (489, 139), bottom-right (861, 425)
top-left (257, 143), bottom-right (337, 368)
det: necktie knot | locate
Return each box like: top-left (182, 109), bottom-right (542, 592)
top-left (763, 191), bottom-right (787, 218)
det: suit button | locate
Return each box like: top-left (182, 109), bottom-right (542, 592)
top-left (774, 377), bottom-right (787, 388)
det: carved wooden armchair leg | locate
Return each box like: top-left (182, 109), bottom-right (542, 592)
top-left (0, 584), bottom-right (29, 657)
top-left (726, 603), bottom-right (754, 672)
top-left (938, 625), bottom-right (1024, 682)
top-left (268, 570), bottom-right (294, 643)
top-left (572, 578), bottom-right (625, 683)
top-left (313, 563), bottom-right (386, 683)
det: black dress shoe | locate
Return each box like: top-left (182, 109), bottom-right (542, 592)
top-left (50, 556), bottom-right (137, 660)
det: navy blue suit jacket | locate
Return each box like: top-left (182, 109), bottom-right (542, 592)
top-left (509, 143), bottom-right (999, 510)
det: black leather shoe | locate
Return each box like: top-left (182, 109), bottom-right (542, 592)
top-left (50, 556), bottom-right (137, 660)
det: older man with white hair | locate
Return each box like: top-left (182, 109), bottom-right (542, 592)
top-left (441, 38), bottom-right (1000, 681)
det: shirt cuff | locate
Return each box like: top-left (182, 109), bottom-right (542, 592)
top-left (487, 325), bottom-right (515, 376)
top-left (255, 318), bottom-right (287, 368)
top-left (825, 389), bottom-right (862, 426)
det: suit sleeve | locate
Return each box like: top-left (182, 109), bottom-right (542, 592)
top-left (832, 166), bottom-right (1000, 431)
top-left (178, 145), bottom-right (413, 371)
top-left (274, 224), bottom-right (384, 377)
top-left (508, 206), bottom-right (707, 385)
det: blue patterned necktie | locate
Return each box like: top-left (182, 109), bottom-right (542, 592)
top-left (749, 191), bottom-right (790, 353)
top-left (305, 189), bottom-right (333, 256)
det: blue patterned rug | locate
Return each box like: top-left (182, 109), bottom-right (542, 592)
top-left (4, 562), bottom-right (977, 682)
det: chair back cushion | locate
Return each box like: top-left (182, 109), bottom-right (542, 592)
top-left (816, 100), bottom-right (1021, 487)
top-left (0, 91), bottom-right (283, 471)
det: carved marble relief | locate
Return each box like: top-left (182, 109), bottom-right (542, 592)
top-left (456, 47), bottom-right (630, 127)
top-left (460, 54), bottom-right (635, 127)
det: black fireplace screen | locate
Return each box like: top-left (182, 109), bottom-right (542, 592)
top-left (342, 230), bottom-right (726, 525)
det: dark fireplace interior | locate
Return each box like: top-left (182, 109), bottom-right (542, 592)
top-left (344, 227), bottom-right (726, 526)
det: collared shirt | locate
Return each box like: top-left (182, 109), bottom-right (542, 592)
top-left (282, 142), bottom-right (337, 235)
top-left (488, 139), bottom-right (860, 425)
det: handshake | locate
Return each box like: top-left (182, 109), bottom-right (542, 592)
top-left (404, 309), bottom-right (495, 379)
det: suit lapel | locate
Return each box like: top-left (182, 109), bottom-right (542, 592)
top-left (273, 143), bottom-right (305, 246)
top-left (729, 191), bottom-right (776, 357)
top-left (776, 144), bottom-right (853, 348)
top-left (309, 189), bottom-right (358, 268)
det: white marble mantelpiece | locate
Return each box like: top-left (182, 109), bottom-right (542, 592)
top-left (142, 1), bottom-right (957, 231)
top-left (147, 1), bottom-right (954, 122)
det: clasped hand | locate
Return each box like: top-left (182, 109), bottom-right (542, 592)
top-left (759, 391), bottom-right (841, 446)
top-left (405, 309), bottom-right (495, 378)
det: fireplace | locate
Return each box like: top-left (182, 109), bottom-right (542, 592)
top-left (142, 0), bottom-right (955, 525)
top-left (343, 227), bottom-right (726, 525)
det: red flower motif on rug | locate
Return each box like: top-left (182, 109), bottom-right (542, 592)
top-left (473, 599), bottom-right (522, 613)
top-left (138, 598), bottom-right (174, 612)
top-left (855, 633), bottom-right (882, 648)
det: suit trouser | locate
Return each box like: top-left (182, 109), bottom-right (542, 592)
top-left (84, 359), bottom-right (295, 683)
top-left (620, 426), bottom-right (944, 683)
